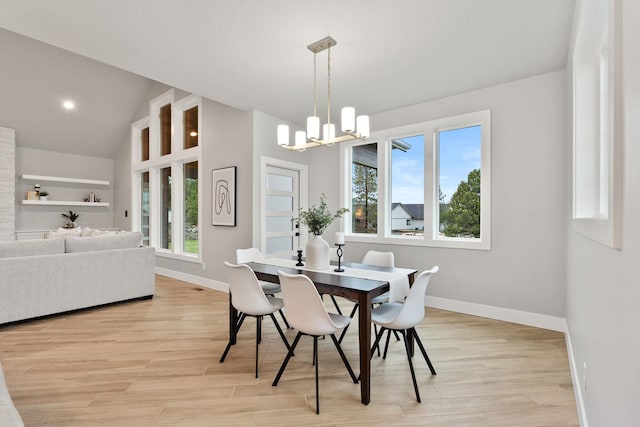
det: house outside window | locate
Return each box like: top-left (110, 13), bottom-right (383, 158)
top-left (342, 110), bottom-right (491, 250)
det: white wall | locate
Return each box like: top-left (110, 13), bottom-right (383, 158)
top-left (340, 71), bottom-right (568, 320)
top-left (114, 91), bottom-right (254, 287)
top-left (14, 147), bottom-right (114, 230)
top-left (565, 1), bottom-right (640, 425)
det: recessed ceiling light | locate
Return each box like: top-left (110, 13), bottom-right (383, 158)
top-left (62, 100), bottom-right (75, 110)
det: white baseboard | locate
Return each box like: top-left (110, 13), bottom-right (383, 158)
top-left (565, 329), bottom-right (588, 427)
top-left (425, 295), bottom-right (567, 332)
top-left (155, 267), bottom-right (228, 293)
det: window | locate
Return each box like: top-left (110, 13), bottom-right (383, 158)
top-left (183, 161), bottom-right (198, 254)
top-left (160, 104), bottom-right (172, 156)
top-left (342, 110), bottom-right (491, 250)
top-left (141, 171), bottom-right (149, 246)
top-left (183, 106), bottom-right (199, 149)
top-left (141, 127), bottom-right (149, 161)
top-left (572, 0), bottom-right (622, 248)
top-left (131, 91), bottom-right (202, 261)
top-left (160, 166), bottom-right (172, 250)
top-left (351, 142), bottom-right (378, 234)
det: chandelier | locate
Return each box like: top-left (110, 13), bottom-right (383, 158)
top-left (277, 36), bottom-right (370, 151)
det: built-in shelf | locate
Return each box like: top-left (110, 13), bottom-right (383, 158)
top-left (21, 174), bottom-right (110, 186)
top-left (21, 200), bottom-right (110, 207)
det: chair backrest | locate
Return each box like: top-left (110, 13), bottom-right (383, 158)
top-left (224, 261), bottom-right (276, 315)
top-left (236, 247), bottom-right (264, 264)
top-left (277, 271), bottom-right (342, 336)
top-left (361, 250), bottom-right (395, 268)
top-left (391, 266), bottom-right (439, 329)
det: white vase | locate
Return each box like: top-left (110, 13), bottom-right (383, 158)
top-left (305, 234), bottom-right (330, 270)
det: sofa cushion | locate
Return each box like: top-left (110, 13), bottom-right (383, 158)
top-left (65, 232), bottom-right (143, 253)
top-left (0, 239), bottom-right (65, 258)
top-left (46, 227), bottom-right (82, 239)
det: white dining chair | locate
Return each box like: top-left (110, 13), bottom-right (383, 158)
top-left (369, 266), bottom-right (439, 403)
top-left (338, 250), bottom-right (397, 345)
top-left (236, 247), bottom-right (290, 328)
top-left (219, 262), bottom-right (291, 378)
top-left (272, 271), bottom-right (358, 414)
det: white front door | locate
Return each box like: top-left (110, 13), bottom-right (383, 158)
top-left (262, 165), bottom-right (301, 257)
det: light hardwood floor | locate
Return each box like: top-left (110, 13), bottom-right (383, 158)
top-left (0, 275), bottom-right (579, 426)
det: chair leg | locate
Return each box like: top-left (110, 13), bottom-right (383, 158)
top-left (338, 303), bottom-right (359, 343)
top-left (220, 313), bottom-right (247, 362)
top-left (279, 309), bottom-right (291, 329)
top-left (401, 329), bottom-right (422, 403)
top-left (411, 327), bottom-right (436, 375)
top-left (330, 334), bottom-right (358, 383)
top-left (329, 295), bottom-right (343, 315)
top-left (268, 313), bottom-right (292, 354)
top-left (369, 326), bottom-right (386, 360)
top-left (272, 332), bottom-right (303, 386)
top-left (255, 315), bottom-right (261, 378)
top-left (314, 336), bottom-right (320, 414)
top-left (382, 329), bottom-right (392, 360)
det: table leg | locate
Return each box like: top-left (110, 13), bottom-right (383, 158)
top-left (358, 293), bottom-right (371, 404)
top-left (229, 295), bottom-right (238, 345)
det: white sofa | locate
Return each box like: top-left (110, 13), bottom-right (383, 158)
top-left (0, 232), bottom-right (155, 325)
top-left (0, 362), bottom-right (23, 427)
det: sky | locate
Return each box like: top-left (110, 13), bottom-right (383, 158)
top-left (391, 125), bottom-right (481, 204)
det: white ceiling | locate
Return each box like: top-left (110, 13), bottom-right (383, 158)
top-left (0, 0), bottom-right (576, 157)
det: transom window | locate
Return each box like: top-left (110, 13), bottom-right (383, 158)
top-left (342, 110), bottom-right (491, 250)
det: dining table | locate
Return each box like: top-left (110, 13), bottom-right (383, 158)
top-left (227, 257), bottom-right (416, 405)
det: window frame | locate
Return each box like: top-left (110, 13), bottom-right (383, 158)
top-left (341, 109), bottom-right (491, 250)
top-left (131, 90), bottom-right (203, 262)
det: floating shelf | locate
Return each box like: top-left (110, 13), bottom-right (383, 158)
top-left (21, 174), bottom-right (110, 186)
top-left (21, 200), bottom-right (110, 207)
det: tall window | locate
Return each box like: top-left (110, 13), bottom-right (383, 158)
top-left (160, 167), bottom-right (172, 250)
top-left (343, 110), bottom-right (491, 250)
top-left (141, 171), bottom-right (150, 246)
top-left (183, 161), bottom-right (198, 254)
top-left (131, 91), bottom-right (202, 261)
top-left (391, 135), bottom-right (424, 235)
top-left (351, 143), bottom-right (378, 234)
top-left (437, 126), bottom-right (482, 239)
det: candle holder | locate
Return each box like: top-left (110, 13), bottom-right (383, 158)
top-left (296, 249), bottom-right (304, 266)
top-left (334, 244), bottom-right (345, 272)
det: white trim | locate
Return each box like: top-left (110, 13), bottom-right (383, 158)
top-left (259, 156), bottom-right (309, 255)
top-left (155, 267), bottom-right (228, 293)
top-left (342, 109), bottom-right (491, 250)
top-left (425, 295), bottom-right (567, 332)
top-left (565, 329), bottom-right (589, 427)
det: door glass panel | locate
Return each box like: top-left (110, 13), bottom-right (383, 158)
top-left (266, 216), bottom-right (294, 233)
top-left (267, 174), bottom-right (293, 192)
top-left (266, 194), bottom-right (293, 212)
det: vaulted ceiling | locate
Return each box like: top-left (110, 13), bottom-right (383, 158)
top-left (0, 0), bottom-right (576, 158)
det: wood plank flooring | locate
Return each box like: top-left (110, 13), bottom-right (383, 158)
top-left (0, 275), bottom-right (579, 426)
